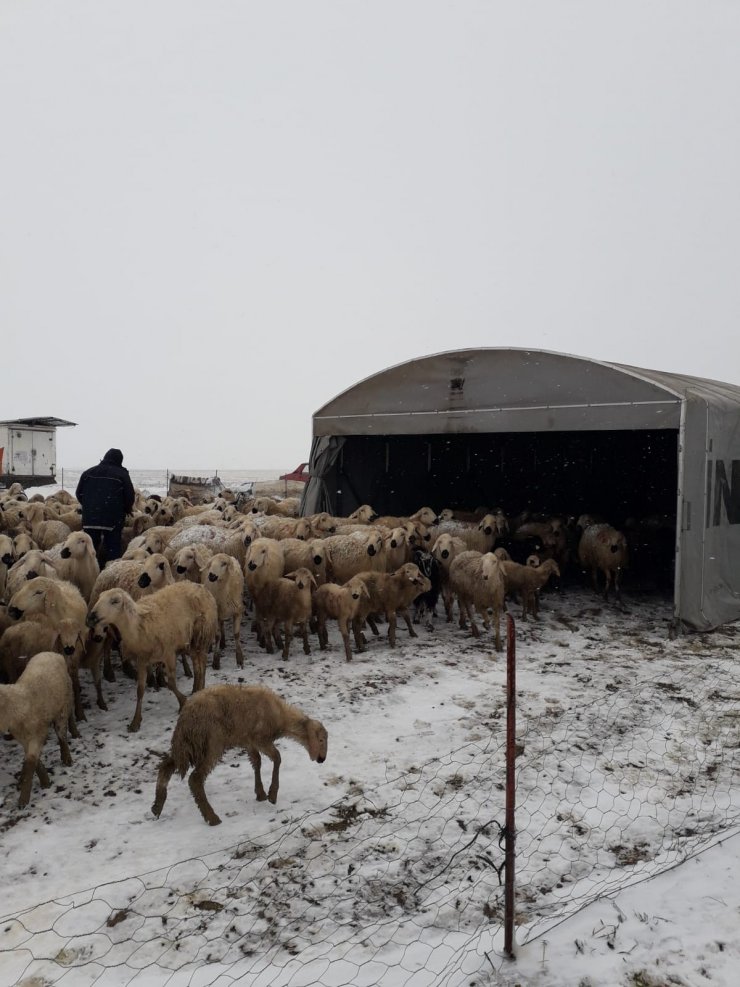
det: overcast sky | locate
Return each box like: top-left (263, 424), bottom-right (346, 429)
top-left (2, 2), bottom-right (739, 469)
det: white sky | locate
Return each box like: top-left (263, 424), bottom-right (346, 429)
top-left (2, 1), bottom-right (739, 469)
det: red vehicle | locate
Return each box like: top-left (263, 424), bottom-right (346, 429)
top-left (279, 462), bottom-right (310, 484)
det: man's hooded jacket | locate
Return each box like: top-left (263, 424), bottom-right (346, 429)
top-left (75, 449), bottom-right (136, 530)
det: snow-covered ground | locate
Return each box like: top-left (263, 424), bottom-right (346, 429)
top-left (1, 582), bottom-right (739, 987)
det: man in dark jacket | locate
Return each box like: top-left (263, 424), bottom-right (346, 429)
top-left (75, 448), bottom-right (136, 563)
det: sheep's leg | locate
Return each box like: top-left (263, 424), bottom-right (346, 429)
top-left (84, 637), bottom-right (109, 711)
top-left (615, 568), bottom-right (623, 603)
top-left (351, 617), bottom-right (366, 653)
top-left (248, 751), bottom-right (268, 801)
top-left (603, 568), bottom-right (612, 602)
top-left (300, 620), bottom-right (311, 655)
top-left (212, 621), bottom-right (224, 671)
top-left (233, 614), bottom-right (244, 667)
top-left (492, 605), bottom-right (502, 653)
top-left (180, 653), bottom-right (192, 678)
top-left (152, 754), bottom-right (176, 818)
top-left (18, 750), bottom-right (41, 807)
top-left (264, 744), bottom-right (281, 804)
top-left (443, 586), bottom-right (454, 622)
top-left (188, 768), bottom-right (221, 826)
top-left (339, 617), bottom-right (353, 661)
top-left (366, 615), bottom-right (380, 637)
top-left (387, 611), bottom-right (397, 647)
top-left (280, 622), bottom-right (292, 660)
top-left (54, 721), bottom-right (73, 766)
top-left (70, 666), bottom-right (85, 723)
top-left (398, 606), bottom-right (417, 638)
top-left (317, 617), bottom-right (328, 650)
top-left (103, 636), bottom-right (116, 682)
top-left (457, 595), bottom-right (469, 630)
top-left (67, 711), bottom-right (80, 739)
top-left (128, 662), bottom-right (149, 733)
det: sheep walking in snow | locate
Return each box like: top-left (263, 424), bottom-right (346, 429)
top-left (200, 552), bottom-right (245, 668)
top-left (354, 563), bottom-right (431, 648)
top-left (0, 650), bottom-right (78, 808)
top-left (152, 684), bottom-right (328, 826)
top-left (313, 576), bottom-right (372, 662)
top-left (86, 582), bottom-right (219, 732)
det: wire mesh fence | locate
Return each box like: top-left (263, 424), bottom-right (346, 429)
top-left (2, 613), bottom-right (740, 986)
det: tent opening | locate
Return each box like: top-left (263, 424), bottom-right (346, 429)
top-left (328, 428), bottom-right (679, 593)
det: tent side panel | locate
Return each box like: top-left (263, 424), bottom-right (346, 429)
top-left (678, 394), bottom-right (740, 630)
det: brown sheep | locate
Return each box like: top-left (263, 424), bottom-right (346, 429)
top-left (499, 558), bottom-right (561, 620)
top-left (152, 684), bottom-right (327, 825)
top-left (312, 576), bottom-right (372, 662)
top-left (578, 523), bottom-right (629, 601)
top-left (355, 563), bottom-right (432, 647)
top-left (86, 583), bottom-right (219, 732)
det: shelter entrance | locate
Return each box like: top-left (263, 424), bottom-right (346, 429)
top-left (331, 429), bottom-right (679, 592)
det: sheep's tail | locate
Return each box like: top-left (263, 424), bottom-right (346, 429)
top-left (192, 611), bottom-right (217, 654)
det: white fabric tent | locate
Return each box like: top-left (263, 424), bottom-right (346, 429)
top-left (301, 348), bottom-right (740, 632)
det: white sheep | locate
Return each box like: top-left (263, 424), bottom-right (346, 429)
top-left (258, 516), bottom-right (312, 541)
top-left (151, 683), bottom-right (328, 825)
top-left (431, 533), bottom-right (469, 622)
top-left (8, 575), bottom-right (87, 632)
top-left (86, 582), bottom-right (219, 732)
top-left (0, 532), bottom-right (15, 600)
top-left (277, 538), bottom-right (329, 586)
top-left (0, 650), bottom-right (78, 808)
top-left (200, 552), bottom-right (245, 668)
top-left (322, 529), bottom-right (386, 584)
top-left (46, 530), bottom-right (100, 602)
top-left (4, 550), bottom-right (60, 601)
top-left (171, 544), bottom-right (215, 582)
top-left (448, 550), bottom-right (505, 650)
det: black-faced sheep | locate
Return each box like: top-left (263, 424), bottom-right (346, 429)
top-left (152, 684), bottom-right (328, 825)
top-left (47, 530), bottom-right (100, 602)
top-left (4, 550), bottom-right (60, 601)
top-left (0, 650), bottom-right (78, 808)
top-left (322, 530), bottom-right (386, 584)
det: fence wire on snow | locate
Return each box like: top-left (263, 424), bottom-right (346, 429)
top-left (2, 652), bottom-right (740, 986)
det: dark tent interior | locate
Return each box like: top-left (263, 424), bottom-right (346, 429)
top-left (328, 428), bottom-right (679, 592)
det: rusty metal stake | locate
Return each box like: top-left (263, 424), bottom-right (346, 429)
top-left (504, 611), bottom-right (517, 958)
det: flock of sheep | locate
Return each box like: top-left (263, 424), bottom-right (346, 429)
top-left (0, 480), bottom-right (630, 825)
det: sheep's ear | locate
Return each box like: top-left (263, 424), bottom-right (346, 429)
top-left (309, 573), bottom-right (318, 589)
top-left (284, 570), bottom-right (297, 582)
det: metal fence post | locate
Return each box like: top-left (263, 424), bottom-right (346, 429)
top-left (504, 611), bottom-right (517, 958)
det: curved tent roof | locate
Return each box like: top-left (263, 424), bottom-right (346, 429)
top-left (313, 348), bottom-right (740, 436)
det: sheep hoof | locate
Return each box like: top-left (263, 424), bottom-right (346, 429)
top-left (212, 656), bottom-right (221, 671)
top-left (128, 721), bottom-right (141, 734)
top-left (208, 816), bottom-right (222, 826)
